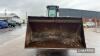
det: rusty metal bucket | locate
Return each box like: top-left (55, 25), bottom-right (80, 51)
top-left (25, 16), bottom-right (86, 48)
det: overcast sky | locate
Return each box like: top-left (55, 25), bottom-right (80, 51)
top-left (0, 0), bottom-right (100, 18)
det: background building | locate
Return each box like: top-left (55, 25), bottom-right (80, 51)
top-left (59, 8), bottom-right (100, 18)
top-left (0, 13), bottom-right (20, 20)
top-left (47, 6), bottom-right (100, 28)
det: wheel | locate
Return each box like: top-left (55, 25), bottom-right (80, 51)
top-left (13, 25), bottom-right (15, 27)
top-left (8, 25), bottom-right (11, 28)
top-left (0, 26), bottom-right (2, 29)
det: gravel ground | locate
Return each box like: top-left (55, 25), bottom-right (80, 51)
top-left (0, 27), bottom-right (100, 56)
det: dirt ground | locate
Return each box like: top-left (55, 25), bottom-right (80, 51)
top-left (0, 27), bottom-right (100, 56)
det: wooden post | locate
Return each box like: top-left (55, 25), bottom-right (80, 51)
top-left (94, 18), bottom-right (97, 32)
top-left (82, 18), bottom-right (87, 29)
top-left (85, 18), bottom-right (88, 30)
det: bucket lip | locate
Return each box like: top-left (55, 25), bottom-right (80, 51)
top-left (28, 16), bottom-right (82, 20)
top-left (28, 16), bottom-right (83, 23)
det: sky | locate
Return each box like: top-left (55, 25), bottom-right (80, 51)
top-left (0, 0), bottom-right (100, 18)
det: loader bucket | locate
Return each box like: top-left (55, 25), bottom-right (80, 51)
top-left (25, 16), bottom-right (86, 48)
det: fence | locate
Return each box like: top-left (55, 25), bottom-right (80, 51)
top-left (82, 18), bottom-right (100, 32)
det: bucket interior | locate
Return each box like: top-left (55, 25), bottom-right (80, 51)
top-left (25, 17), bottom-right (86, 48)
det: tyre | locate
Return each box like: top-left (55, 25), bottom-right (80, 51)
top-left (0, 26), bottom-right (2, 29)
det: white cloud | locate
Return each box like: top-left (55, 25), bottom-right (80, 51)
top-left (0, 0), bottom-right (100, 17)
top-left (58, 0), bottom-right (100, 11)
